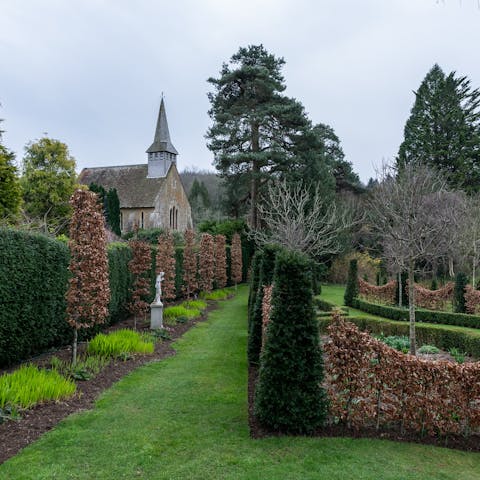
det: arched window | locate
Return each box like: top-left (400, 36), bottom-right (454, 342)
top-left (141, 211), bottom-right (144, 229)
top-left (175, 208), bottom-right (178, 230)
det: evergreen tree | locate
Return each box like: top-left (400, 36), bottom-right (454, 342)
top-left (0, 145), bottom-right (21, 221)
top-left (397, 64), bottom-right (480, 192)
top-left (207, 45), bottom-right (311, 229)
top-left (22, 137), bottom-right (77, 233)
top-left (454, 272), bottom-right (468, 313)
top-left (254, 249), bottom-right (328, 433)
top-left (344, 259), bottom-right (359, 306)
top-left (106, 188), bottom-right (121, 236)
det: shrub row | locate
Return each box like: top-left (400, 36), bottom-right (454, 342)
top-left (0, 230), bottom-right (134, 367)
top-left (318, 315), bottom-right (480, 358)
top-left (351, 298), bottom-right (480, 329)
top-left (314, 297), bottom-right (349, 315)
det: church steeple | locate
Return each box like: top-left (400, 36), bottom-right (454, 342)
top-left (146, 97), bottom-right (178, 178)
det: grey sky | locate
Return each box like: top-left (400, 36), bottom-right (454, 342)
top-left (1, 0), bottom-right (479, 183)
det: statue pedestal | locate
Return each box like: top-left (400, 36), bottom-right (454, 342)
top-left (150, 302), bottom-right (164, 329)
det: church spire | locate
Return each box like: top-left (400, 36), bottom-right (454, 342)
top-left (146, 97), bottom-right (178, 155)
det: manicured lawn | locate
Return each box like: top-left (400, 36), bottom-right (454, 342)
top-left (321, 284), bottom-right (480, 337)
top-left (1, 286), bottom-right (479, 479)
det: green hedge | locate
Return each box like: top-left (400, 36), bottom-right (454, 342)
top-left (0, 229), bottom-right (71, 367)
top-left (107, 242), bottom-right (132, 324)
top-left (318, 315), bottom-right (480, 358)
top-left (352, 298), bottom-right (480, 329)
top-left (314, 297), bottom-right (348, 314)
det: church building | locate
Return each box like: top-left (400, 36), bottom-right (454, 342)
top-left (79, 99), bottom-right (193, 232)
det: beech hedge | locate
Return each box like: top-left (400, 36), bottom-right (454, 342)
top-left (352, 298), bottom-right (480, 329)
top-left (318, 315), bottom-right (480, 358)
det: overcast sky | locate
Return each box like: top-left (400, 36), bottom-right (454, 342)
top-left (1, 0), bottom-right (479, 183)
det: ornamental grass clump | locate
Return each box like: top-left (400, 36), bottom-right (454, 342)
top-left (163, 306), bottom-right (201, 324)
top-left (182, 300), bottom-right (207, 311)
top-left (0, 365), bottom-right (76, 409)
top-left (200, 288), bottom-right (232, 301)
top-left (87, 329), bottom-right (154, 358)
top-left (254, 249), bottom-right (328, 434)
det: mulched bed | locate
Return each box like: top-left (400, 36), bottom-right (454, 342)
top-left (0, 303), bottom-right (217, 465)
top-left (248, 365), bottom-right (480, 452)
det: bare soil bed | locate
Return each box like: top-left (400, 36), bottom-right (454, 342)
top-left (0, 304), bottom-right (216, 465)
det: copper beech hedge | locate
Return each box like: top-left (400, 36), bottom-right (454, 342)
top-left (358, 277), bottom-right (455, 311)
top-left (324, 313), bottom-right (480, 437)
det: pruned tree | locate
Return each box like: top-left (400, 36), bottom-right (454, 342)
top-left (252, 179), bottom-right (357, 259)
top-left (214, 234), bottom-right (227, 289)
top-left (128, 240), bottom-right (152, 329)
top-left (182, 229), bottom-right (198, 298)
top-left (231, 232), bottom-right (243, 286)
top-left (156, 231), bottom-right (176, 302)
top-left (66, 189), bottom-right (110, 364)
top-left (369, 163), bottom-right (460, 355)
top-left (198, 233), bottom-right (215, 293)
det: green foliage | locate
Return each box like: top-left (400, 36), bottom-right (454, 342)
top-left (106, 188), bottom-right (121, 236)
top-left (352, 297), bottom-right (480, 329)
top-left (248, 251), bottom-right (263, 327)
top-left (344, 259), bottom-right (359, 306)
top-left (254, 249), bottom-right (328, 433)
top-left (21, 137), bottom-right (77, 232)
top-left (318, 315), bottom-right (480, 359)
top-left (431, 278), bottom-right (438, 291)
top-left (182, 300), bottom-right (207, 311)
top-left (248, 245), bottom-right (279, 365)
top-left (197, 218), bottom-right (247, 243)
top-left (454, 272), bottom-right (468, 313)
top-left (200, 288), bottom-right (232, 301)
top-left (448, 347), bottom-right (466, 364)
top-left (107, 242), bottom-right (132, 324)
top-left (87, 329), bottom-right (154, 358)
top-left (122, 227), bottom-right (184, 246)
top-left (375, 334), bottom-right (410, 353)
top-left (418, 344), bottom-right (440, 354)
top-left (0, 228), bottom-right (71, 367)
top-left (0, 145), bottom-right (22, 220)
top-left (50, 354), bottom-right (110, 381)
top-left (0, 365), bottom-right (76, 409)
top-left (163, 305), bottom-right (201, 325)
top-left (397, 64), bottom-right (480, 193)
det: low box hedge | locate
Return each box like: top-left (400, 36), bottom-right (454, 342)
top-left (352, 298), bottom-right (480, 329)
top-left (318, 315), bottom-right (480, 358)
top-left (314, 297), bottom-right (349, 315)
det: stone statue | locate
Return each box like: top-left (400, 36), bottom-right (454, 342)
top-left (154, 272), bottom-right (165, 304)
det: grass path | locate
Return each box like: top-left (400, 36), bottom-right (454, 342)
top-left (1, 286), bottom-right (479, 479)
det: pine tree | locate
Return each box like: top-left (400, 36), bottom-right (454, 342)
top-left (397, 64), bottom-right (480, 192)
top-left (254, 249), bottom-right (328, 433)
top-left (67, 189), bottom-right (110, 364)
top-left (207, 45), bottom-right (311, 228)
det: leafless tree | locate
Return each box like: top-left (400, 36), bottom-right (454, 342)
top-left (370, 163), bottom-right (460, 355)
top-left (251, 179), bottom-right (357, 258)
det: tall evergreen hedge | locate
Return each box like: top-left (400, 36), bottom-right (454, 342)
top-left (254, 249), bottom-right (328, 433)
top-left (344, 259), bottom-right (359, 306)
top-left (248, 251), bottom-right (263, 326)
top-left (248, 245), bottom-right (278, 365)
top-left (0, 229), bottom-right (71, 366)
top-left (107, 242), bottom-right (132, 323)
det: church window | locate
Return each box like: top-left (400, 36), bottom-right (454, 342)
top-left (141, 211), bottom-right (144, 229)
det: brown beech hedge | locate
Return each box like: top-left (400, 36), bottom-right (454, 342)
top-left (324, 314), bottom-right (480, 437)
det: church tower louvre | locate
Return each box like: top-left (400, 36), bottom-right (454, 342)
top-left (146, 97), bottom-right (178, 178)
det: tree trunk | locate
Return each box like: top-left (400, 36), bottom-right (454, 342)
top-left (250, 123), bottom-right (260, 230)
top-left (408, 258), bottom-right (416, 355)
top-left (72, 328), bottom-right (78, 365)
top-left (449, 257), bottom-right (455, 278)
top-left (473, 240), bottom-right (477, 287)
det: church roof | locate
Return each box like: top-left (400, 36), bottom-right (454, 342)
top-left (78, 164), bottom-right (169, 208)
top-left (146, 98), bottom-right (178, 155)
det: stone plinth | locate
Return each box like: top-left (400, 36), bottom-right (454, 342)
top-left (150, 303), bottom-right (164, 329)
